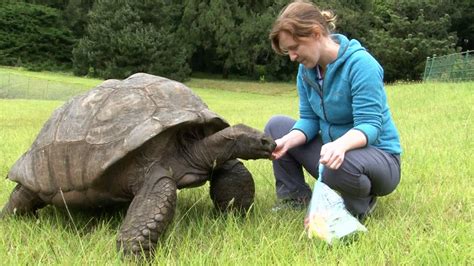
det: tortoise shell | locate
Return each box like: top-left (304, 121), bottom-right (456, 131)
top-left (8, 73), bottom-right (228, 195)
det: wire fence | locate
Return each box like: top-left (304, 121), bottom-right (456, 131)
top-left (423, 50), bottom-right (474, 82)
top-left (0, 72), bottom-right (90, 101)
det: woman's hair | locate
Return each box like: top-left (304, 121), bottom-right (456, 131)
top-left (269, 0), bottom-right (337, 54)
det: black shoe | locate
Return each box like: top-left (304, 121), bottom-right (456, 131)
top-left (271, 197), bottom-right (309, 212)
top-left (367, 196), bottom-right (378, 215)
top-left (357, 197), bottom-right (377, 222)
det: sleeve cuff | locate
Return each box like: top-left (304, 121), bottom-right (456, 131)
top-left (292, 119), bottom-right (319, 142)
top-left (352, 128), bottom-right (369, 147)
top-left (353, 124), bottom-right (379, 144)
top-left (290, 128), bottom-right (308, 142)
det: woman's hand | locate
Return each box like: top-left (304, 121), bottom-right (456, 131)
top-left (271, 138), bottom-right (289, 160)
top-left (320, 129), bottom-right (367, 169)
top-left (319, 141), bottom-right (346, 169)
top-left (271, 130), bottom-right (307, 160)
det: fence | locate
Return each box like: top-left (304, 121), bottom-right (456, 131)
top-left (0, 72), bottom-right (90, 101)
top-left (423, 50), bottom-right (474, 82)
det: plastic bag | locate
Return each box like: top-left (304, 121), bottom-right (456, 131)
top-left (304, 164), bottom-right (367, 244)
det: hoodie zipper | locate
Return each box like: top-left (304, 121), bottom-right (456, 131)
top-left (318, 80), bottom-right (335, 142)
top-left (302, 72), bottom-right (334, 142)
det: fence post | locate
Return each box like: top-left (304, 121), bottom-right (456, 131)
top-left (27, 77), bottom-right (30, 98)
top-left (8, 73), bottom-right (10, 97)
top-left (428, 54), bottom-right (436, 81)
top-left (462, 51), bottom-right (469, 81)
top-left (44, 80), bottom-right (48, 99)
top-left (423, 57), bottom-right (431, 81)
top-left (448, 54), bottom-right (453, 81)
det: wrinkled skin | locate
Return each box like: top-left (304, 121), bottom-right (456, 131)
top-left (115, 123), bottom-right (275, 256)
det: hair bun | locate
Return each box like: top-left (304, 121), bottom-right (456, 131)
top-left (321, 10), bottom-right (337, 32)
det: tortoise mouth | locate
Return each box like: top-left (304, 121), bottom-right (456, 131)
top-left (264, 137), bottom-right (277, 152)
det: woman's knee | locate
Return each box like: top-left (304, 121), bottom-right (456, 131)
top-left (322, 162), bottom-right (371, 198)
top-left (345, 148), bottom-right (400, 196)
top-left (264, 115), bottom-right (296, 139)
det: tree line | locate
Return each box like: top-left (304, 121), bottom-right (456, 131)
top-left (1, 0), bottom-right (472, 82)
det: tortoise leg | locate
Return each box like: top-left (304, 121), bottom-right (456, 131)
top-left (210, 159), bottom-right (255, 212)
top-left (116, 175), bottom-right (177, 257)
top-left (1, 184), bottom-right (45, 218)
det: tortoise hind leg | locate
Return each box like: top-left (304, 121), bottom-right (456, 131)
top-left (210, 159), bottom-right (255, 212)
top-left (117, 175), bottom-right (177, 257)
top-left (1, 184), bottom-right (45, 218)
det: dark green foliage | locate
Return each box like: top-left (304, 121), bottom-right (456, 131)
top-left (237, 0), bottom-right (298, 81)
top-left (0, 2), bottom-right (75, 71)
top-left (23, 0), bottom-right (94, 38)
top-left (442, 0), bottom-right (474, 51)
top-left (63, 0), bottom-right (94, 38)
top-left (73, 0), bottom-right (190, 81)
top-left (2, 0), bottom-right (471, 81)
top-left (21, 0), bottom-right (67, 10)
top-left (179, 1), bottom-right (249, 78)
top-left (316, 0), bottom-right (374, 39)
top-left (361, 0), bottom-right (457, 82)
top-left (179, 0), bottom-right (296, 81)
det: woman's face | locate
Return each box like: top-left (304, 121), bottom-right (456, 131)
top-left (278, 31), bottom-right (320, 68)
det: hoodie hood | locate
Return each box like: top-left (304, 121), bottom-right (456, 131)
top-left (329, 34), bottom-right (366, 69)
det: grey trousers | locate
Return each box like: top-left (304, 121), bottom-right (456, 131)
top-left (264, 115), bottom-right (401, 216)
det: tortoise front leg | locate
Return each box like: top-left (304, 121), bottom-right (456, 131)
top-left (1, 184), bottom-right (45, 218)
top-left (210, 159), bottom-right (255, 212)
top-left (116, 175), bottom-right (177, 257)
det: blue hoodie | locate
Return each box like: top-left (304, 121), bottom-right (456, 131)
top-left (292, 34), bottom-right (401, 154)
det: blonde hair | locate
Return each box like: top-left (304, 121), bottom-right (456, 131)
top-left (269, 0), bottom-right (337, 54)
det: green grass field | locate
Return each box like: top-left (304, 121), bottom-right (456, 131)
top-left (0, 67), bottom-right (472, 264)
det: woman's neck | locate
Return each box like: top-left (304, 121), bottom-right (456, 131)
top-left (319, 36), bottom-right (340, 70)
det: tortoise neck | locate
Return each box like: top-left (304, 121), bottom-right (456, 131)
top-left (185, 132), bottom-right (236, 170)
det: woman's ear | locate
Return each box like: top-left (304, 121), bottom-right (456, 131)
top-left (311, 26), bottom-right (323, 39)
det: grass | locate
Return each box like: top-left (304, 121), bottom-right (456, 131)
top-left (0, 67), bottom-right (473, 264)
top-left (185, 78), bottom-right (296, 96)
top-left (0, 66), bottom-right (296, 99)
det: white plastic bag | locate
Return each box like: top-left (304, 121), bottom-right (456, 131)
top-left (304, 164), bottom-right (367, 244)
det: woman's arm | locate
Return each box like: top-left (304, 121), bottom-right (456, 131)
top-left (321, 52), bottom-right (384, 169)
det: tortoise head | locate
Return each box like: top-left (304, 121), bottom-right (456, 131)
top-left (216, 124), bottom-right (276, 160)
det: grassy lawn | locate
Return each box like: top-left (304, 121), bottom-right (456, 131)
top-left (0, 68), bottom-right (472, 264)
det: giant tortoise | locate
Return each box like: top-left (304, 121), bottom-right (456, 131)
top-left (1, 73), bottom-right (275, 256)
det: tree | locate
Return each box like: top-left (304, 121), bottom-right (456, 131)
top-left (0, 2), bottom-right (74, 70)
top-left (179, 0), bottom-right (246, 78)
top-left (5, 0), bottom-right (470, 82)
top-left (360, 0), bottom-right (457, 82)
top-left (441, 0), bottom-right (474, 51)
top-left (73, 0), bottom-right (190, 81)
top-left (63, 0), bottom-right (94, 38)
top-left (178, 0), bottom-right (297, 80)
